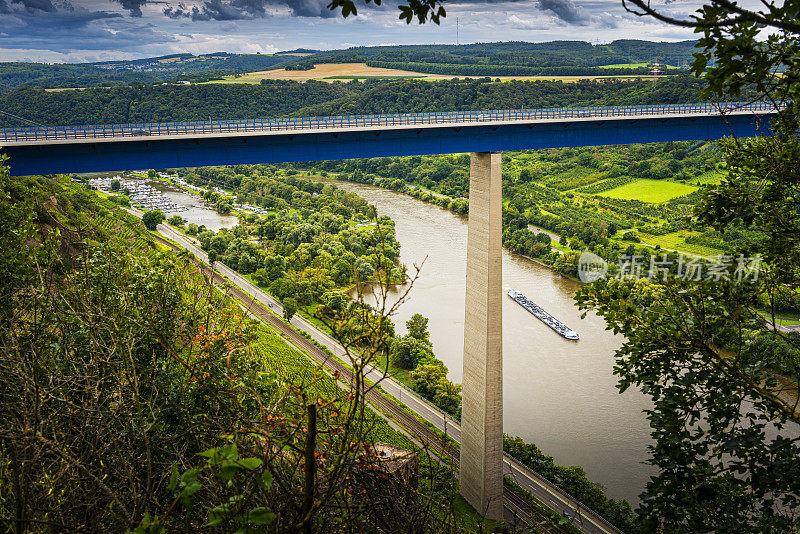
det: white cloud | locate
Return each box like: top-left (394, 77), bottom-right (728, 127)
top-left (506, 13), bottom-right (551, 29)
top-left (0, 0), bottom-right (713, 61)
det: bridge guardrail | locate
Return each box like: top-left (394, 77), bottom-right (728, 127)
top-left (0, 101), bottom-right (779, 143)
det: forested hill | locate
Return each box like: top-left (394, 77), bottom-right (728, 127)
top-left (283, 40), bottom-right (698, 73)
top-left (292, 76), bottom-right (705, 116)
top-left (0, 40), bottom-right (696, 90)
top-left (0, 75), bottom-right (706, 127)
top-left (0, 53), bottom-right (294, 90)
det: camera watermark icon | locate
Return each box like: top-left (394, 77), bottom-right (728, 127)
top-left (578, 251), bottom-right (762, 283)
top-left (578, 251), bottom-right (609, 283)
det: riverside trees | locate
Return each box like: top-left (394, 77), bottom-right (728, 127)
top-left (574, 1), bottom-right (800, 531)
top-left (191, 169), bottom-right (405, 304)
top-left (0, 162), bottom-right (479, 533)
top-left (142, 209), bottom-right (165, 230)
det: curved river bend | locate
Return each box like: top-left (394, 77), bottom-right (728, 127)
top-left (335, 180), bottom-right (655, 504)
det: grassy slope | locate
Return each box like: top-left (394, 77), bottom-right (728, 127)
top-left (639, 230), bottom-right (723, 257)
top-left (598, 62), bottom-right (649, 69)
top-left (598, 178), bottom-right (698, 203)
top-left (249, 324), bottom-right (491, 529)
top-left (692, 170), bottom-right (726, 185)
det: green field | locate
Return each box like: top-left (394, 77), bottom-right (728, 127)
top-left (598, 178), bottom-right (698, 203)
top-left (205, 78), bottom-right (261, 84)
top-left (692, 170), bottom-right (726, 185)
top-left (598, 62), bottom-right (678, 69)
top-left (598, 62), bottom-right (650, 69)
top-left (639, 230), bottom-right (723, 257)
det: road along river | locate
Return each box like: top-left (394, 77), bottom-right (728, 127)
top-left (332, 180), bottom-right (655, 505)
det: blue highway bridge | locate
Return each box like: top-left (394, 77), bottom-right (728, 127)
top-left (0, 101), bottom-right (777, 176)
top-left (0, 100), bottom-right (780, 531)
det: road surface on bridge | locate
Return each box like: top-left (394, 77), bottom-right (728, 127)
top-left (2, 102), bottom-right (778, 177)
top-left (1, 101), bottom-right (775, 144)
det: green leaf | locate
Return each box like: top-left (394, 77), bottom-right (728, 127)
top-left (238, 457), bottom-right (262, 470)
top-left (184, 480), bottom-right (202, 497)
top-left (167, 465), bottom-right (180, 492)
top-left (257, 469), bottom-right (273, 490)
top-left (219, 443), bottom-right (239, 461)
top-left (218, 460), bottom-right (242, 481)
top-left (181, 468), bottom-right (201, 485)
top-left (340, 1), bottom-right (356, 17)
top-left (198, 447), bottom-right (219, 459)
top-left (246, 507), bottom-right (276, 525)
top-left (205, 515), bottom-right (224, 528)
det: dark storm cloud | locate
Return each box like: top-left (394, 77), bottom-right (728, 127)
top-left (11, 0), bottom-right (56, 12)
top-left (163, 0), bottom-right (333, 20)
top-left (448, 0), bottom-right (529, 4)
top-left (164, 0), bottom-right (251, 20)
top-left (0, 0), bottom-right (176, 52)
top-left (283, 0), bottom-right (336, 17)
top-left (113, 0), bottom-right (147, 16)
top-left (536, 0), bottom-right (592, 25)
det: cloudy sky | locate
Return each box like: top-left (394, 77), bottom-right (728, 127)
top-left (0, 0), bottom-right (704, 63)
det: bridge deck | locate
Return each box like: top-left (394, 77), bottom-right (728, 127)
top-left (0, 101), bottom-right (776, 145)
top-left (1, 102), bottom-right (778, 176)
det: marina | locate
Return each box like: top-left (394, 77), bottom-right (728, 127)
top-left (88, 175), bottom-right (187, 213)
top-left (507, 289), bottom-right (580, 340)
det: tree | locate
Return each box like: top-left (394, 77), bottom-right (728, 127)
top-left (1, 164), bottom-right (460, 533)
top-left (147, 169), bottom-right (158, 178)
top-left (405, 313), bottom-right (430, 343)
top-left (410, 358), bottom-right (447, 399)
top-left (110, 179), bottom-right (120, 191)
top-left (354, 257), bottom-right (375, 281)
top-left (432, 378), bottom-right (461, 417)
top-left (238, 252), bottom-right (257, 274)
top-left (389, 335), bottom-right (432, 369)
top-left (264, 255), bottom-right (286, 282)
top-left (141, 209), bottom-right (165, 231)
top-left (217, 200), bottom-right (232, 215)
top-left (167, 215), bottom-right (184, 226)
top-left (283, 297), bottom-right (298, 322)
top-left (207, 248), bottom-right (218, 265)
top-left (576, 2), bottom-right (800, 531)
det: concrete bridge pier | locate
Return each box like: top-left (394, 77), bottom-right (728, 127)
top-left (460, 151), bottom-right (504, 520)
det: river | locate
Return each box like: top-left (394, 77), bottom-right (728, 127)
top-left (148, 180), bottom-right (238, 232)
top-left (143, 171), bottom-right (655, 504)
top-left (333, 180), bottom-right (655, 505)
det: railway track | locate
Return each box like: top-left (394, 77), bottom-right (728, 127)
top-left (152, 233), bottom-right (564, 532)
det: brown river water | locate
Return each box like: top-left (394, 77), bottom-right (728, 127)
top-left (333, 180), bottom-right (655, 505)
top-left (133, 172), bottom-right (654, 504)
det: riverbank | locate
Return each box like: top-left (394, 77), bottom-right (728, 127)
top-left (321, 179), bottom-right (655, 505)
top-left (312, 173), bottom-right (587, 282)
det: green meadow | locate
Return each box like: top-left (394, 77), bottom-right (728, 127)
top-left (598, 178), bottom-right (699, 203)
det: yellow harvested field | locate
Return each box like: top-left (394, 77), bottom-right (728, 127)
top-left (219, 63), bottom-right (436, 82)
top-left (208, 63), bottom-right (667, 84)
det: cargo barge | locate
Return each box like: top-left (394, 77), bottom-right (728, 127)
top-left (507, 289), bottom-right (579, 340)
